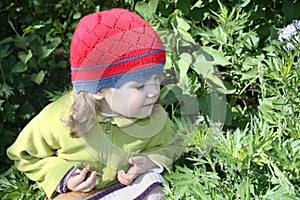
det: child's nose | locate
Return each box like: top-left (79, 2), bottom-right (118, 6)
top-left (146, 84), bottom-right (160, 98)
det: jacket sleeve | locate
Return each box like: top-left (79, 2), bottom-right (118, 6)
top-left (7, 105), bottom-right (74, 198)
top-left (142, 107), bottom-right (184, 171)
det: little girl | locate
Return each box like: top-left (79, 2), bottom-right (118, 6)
top-left (7, 8), bottom-right (183, 200)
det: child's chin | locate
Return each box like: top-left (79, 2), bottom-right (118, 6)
top-left (133, 107), bottom-right (154, 119)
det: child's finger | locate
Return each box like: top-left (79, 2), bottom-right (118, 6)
top-left (129, 156), bottom-right (145, 165)
top-left (79, 165), bottom-right (90, 178)
top-left (117, 170), bottom-right (137, 185)
top-left (117, 170), bottom-right (129, 185)
top-left (74, 171), bottom-right (97, 192)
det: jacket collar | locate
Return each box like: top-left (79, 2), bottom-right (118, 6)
top-left (97, 113), bottom-right (138, 128)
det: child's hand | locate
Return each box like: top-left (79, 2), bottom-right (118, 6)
top-left (66, 165), bottom-right (97, 192)
top-left (117, 156), bottom-right (156, 185)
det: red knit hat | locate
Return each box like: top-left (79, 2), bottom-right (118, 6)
top-left (70, 8), bottom-right (166, 94)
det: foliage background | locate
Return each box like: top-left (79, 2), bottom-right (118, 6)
top-left (0, 0), bottom-right (299, 199)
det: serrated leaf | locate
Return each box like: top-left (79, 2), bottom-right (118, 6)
top-left (0, 83), bottom-right (14, 98)
top-left (201, 46), bottom-right (231, 66)
top-left (2, 191), bottom-right (24, 200)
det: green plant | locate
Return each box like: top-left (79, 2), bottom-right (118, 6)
top-left (0, 166), bottom-right (45, 199)
top-left (164, 115), bottom-right (300, 199)
top-left (260, 20), bottom-right (300, 139)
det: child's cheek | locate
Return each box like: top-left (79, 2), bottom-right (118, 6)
top-left (128, 92), bottom-right (145, 115)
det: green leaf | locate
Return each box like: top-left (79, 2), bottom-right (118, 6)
top-left (0, 37), bottom-right (14, 44)
top-left (0, 45), bottom-right (11, 58)
top-left (199, 93), bottom-right (231, 125)
top-left (178, 29), bottom-right (195, 45)
top-left (180, 94), bottom-right (199, 115)
top-left (159, 84), bottom-right (182, 106)
top-left (191, 50), bottom-right (235, 95)
top-left (0, 83), bottom-right (14, 99)
top-left (242, 57), bottom-right (257, 71)
top-left (201, 46), bottom-right (231, 66)
top-left (11, 61), bottom-right (28, 73)
top-left (2, 191), bottom-right (24, 200)
top-left (18, 50), bottom-right (32, 64)
top-left (8, 19), bottom-right (18, 36)
top-left (177, 0), bottom-right (191, 15)
top-left (31, 70), bottom-right (45, 84)
top-left (160, 84), bottom-right (199, 115)
top-left (175, 16), bottom-right (190, 31)
top-left (192, 0), bottom-right (204, 9)
top-left (191, 59), bottom-right (215, 79)
top-left (0, 100), bottom-right (4, 110)
top-left (178, 52), bottom-right (192, 75)
top-left (135, 0), bottom-right (158, 21)
top-left (241, 68), bottom-right (258, 80)
top-left (23, 25), bottom-right (45, 34)
top-left (73, 12), bottom-right (82, 19)
top-left (245, 33), bottom-right (260, 49)
top-left (14, 35), bottom-right (28, 50)
top-left (209, 93), bottom-right (227, 124)
top-left (39, 37), bottom-right (61, 59)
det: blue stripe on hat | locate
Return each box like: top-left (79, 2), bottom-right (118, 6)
top-left (72, 63), bottom-right (165, 94)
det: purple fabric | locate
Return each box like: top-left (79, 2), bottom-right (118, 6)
top-left (87, 184), bottom-right (126, 200)
top-left (87, 182), bottom-right (162, 200)
top-left (57, 166), bottom-right (76, 193)
top-left (133, 182), bottom-right (162, 200)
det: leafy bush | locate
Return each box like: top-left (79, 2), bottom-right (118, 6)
top-left (0, 166), bottom-right (45, 200)
top-left (164, 115), bottom-right (300, 199)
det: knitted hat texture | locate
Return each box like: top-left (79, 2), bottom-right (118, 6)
top-left (70, 8), bottom-right (166, 94)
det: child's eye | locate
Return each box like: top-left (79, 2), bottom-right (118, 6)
top-left (136, 85), bottom-right (144, 90)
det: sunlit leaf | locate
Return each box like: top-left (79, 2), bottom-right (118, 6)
top-left (39, 37), bottom-right (61, 59)
top-left (18, 50), bottom-right (32, 64)
top-left (31, 70), bottom-right (45, 85)
top-left (135, 0), bottom-right (158, 21)
top-left (201, 46), bottom-right (231, 66)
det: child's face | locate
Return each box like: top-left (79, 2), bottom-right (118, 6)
top-left (102, 75), bottom-right (160, 118)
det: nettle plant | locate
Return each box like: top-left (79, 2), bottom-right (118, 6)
top-left (261, 19), bottom-right (300, 139)
top-left (159, 1), bottom-right (300, 200)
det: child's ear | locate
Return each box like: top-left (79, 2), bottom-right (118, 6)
top-left (93, 91), bottom-right (105, 100)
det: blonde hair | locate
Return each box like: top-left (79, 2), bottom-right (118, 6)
top-left (62, 91), bottom-right (99, 137)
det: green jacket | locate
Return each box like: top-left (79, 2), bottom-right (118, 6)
top-left (7, 91), bottom-right (182, 198)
